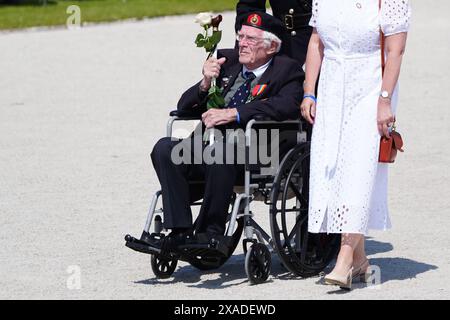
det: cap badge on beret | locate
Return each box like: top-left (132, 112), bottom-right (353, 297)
top-left (247, 13), bottom-right (262, 27)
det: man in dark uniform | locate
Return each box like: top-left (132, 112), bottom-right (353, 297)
top-left (145, 12), bottom-right (304, 253)
top-left (236, 0), bottom-right (313, 66)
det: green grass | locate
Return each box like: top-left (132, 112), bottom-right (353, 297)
top-left (0, 0), bottom-right (238, 30)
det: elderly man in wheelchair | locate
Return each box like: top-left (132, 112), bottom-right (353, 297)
top-left (125, 12), bottom-right (340, 284)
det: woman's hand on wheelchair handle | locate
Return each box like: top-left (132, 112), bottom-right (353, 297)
top-left (300, 98), bottom-right (316, 125)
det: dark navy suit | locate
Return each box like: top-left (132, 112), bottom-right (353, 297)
top-left (151, 49), bottom-right (304, 236)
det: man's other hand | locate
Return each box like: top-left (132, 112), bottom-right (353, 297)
top-left (202, 108), bottom-right (237, 128)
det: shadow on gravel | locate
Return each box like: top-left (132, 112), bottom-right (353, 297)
top-left (134, 240), bottom-right (436, 290)
top-left (324, 257), bottom-right (438, 295)
top-left (365, 238), bottom-right (394, 255)
top-left (368, 257), bottom-right (438, 283)
top-left (135, 253), bottom-right (294, 288)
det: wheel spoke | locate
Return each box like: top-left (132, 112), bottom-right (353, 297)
top-left (314, 235), bottom-right (325, 258)
top-left (300, 225), bottom-right (309, 264)
top-left (288, 180), bottom-right (308, 207)
top-left (287, 214), bottom-right (307, 246)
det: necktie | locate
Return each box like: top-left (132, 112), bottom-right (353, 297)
top-left (227, 71), bottom-right (256, 108)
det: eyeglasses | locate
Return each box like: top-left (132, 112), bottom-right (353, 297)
top-left (236, 33), bottom-right (268, 45)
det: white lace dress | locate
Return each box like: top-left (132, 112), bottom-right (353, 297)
top-left (307, 0), bottom-right (412, 235)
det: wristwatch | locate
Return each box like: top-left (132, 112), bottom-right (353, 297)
top-left (380, 90), bottom-right (391, 100)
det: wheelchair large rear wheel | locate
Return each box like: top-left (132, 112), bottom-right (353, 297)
top-left (188, 217), bottom-right (244, 270)
top-left (270, 142), bottom-right (340, 277)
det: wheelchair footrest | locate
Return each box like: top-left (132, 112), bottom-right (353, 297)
top-left (124, 234), bottom-right (161, 255)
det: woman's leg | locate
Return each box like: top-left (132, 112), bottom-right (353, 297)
top-left (352, 235), bottom-right (367, 267)
top-left (330, 233), bottom-right (364, 275)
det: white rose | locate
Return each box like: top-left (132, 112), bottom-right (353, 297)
top-left (194, 12), bottom-right (213, 27)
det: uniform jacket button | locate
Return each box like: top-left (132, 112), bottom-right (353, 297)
top-left (289, 8), bottom-right (294, 14)
top-left (291, 30), bottom-right (297, 36)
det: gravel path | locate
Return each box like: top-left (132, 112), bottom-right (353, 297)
top-left (0, 1), bottom-right (449, 299)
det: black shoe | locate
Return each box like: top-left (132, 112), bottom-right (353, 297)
top-left (140, 231), bottom-right (164, 248)
top-left (179, 232), bottom-right (231, 258)
top-left (160, 229), bottom-right (195, 254)
top-left (196, 232), bottom-right (230, 246)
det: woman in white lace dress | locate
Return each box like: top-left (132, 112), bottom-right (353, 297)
top-left (300, 0), bottom-right (411, 289)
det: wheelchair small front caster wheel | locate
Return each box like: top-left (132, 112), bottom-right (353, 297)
top-left (245, 242), bottom-right (271, 285)
top-left (151, 254), bottom-right (178, 279)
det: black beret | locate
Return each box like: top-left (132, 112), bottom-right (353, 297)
top-left (239, 12), bottom-right (284, 41)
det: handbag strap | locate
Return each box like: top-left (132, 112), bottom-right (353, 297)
top-left (379, 0), bottom-right (396, 127)
top-left (379, 0), bottom-right (385, 76)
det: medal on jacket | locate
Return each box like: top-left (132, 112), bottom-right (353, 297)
top-left (222, 77), bottom-right (230, 88)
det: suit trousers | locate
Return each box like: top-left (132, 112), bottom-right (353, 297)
top-left (150, 135), bottom-right (245, 236)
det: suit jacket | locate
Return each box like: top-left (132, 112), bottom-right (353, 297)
top-left (177, 49), bottom-right (304, 127)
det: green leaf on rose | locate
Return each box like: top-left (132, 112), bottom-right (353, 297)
top-left (209, 31), bottom-right (222, 46)
top-left (213, 93), bottom-right (225, 106)
top-left (207, 85), bottom-right (225, 109)
top-left (203, 40), bottom-right (215, 52)
top-left (208, 85), bottom-right (222, 95)
top-left (207, 96), bottom-right (224, 109)
top-left (195, 33), bottom-right (206, 47)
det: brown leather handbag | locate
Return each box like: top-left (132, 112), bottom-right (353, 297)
top-left (379, 124), bottom-right (404, 163)
top-left (378, 0), bottom-right (405, 163)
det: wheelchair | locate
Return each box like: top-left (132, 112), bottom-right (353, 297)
top-left (125, 109), bottom-right (340, 284)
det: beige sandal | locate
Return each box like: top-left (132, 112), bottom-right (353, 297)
top-left (352, 259), bottom-right (371, 282)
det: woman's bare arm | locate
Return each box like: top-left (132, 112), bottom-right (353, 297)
top-left (300, 28), bottom-right (324, 124)
top-left (303, 28), bottom-right (324, 95)
top-left (378, 32), bottom-right (408, 137)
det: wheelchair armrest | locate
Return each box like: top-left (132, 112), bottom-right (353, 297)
top-left (169, 109), bottom-right (202, 120)
top-left (167, 109), bottom-right (202, 137)
top-left (244, 118), bottom-right (304, 147)
top-left (253, 115), bottom-right (274, 121)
